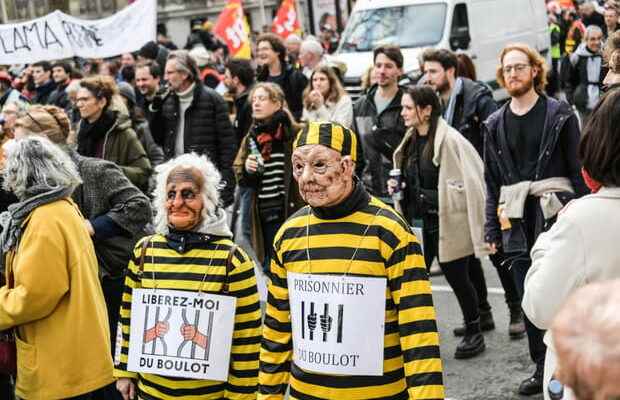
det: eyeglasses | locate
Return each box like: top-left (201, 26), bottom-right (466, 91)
top-left (502, 63), bottom-right (531, 75)
top-left (75, 96), bottom-right (95, 104)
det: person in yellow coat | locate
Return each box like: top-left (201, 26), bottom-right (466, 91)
top-left (0, 135), bottom-right (114, 399)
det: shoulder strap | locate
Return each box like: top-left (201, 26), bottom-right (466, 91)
top-left (138, 235), bottom-right (153, 276)
top-left (221, 244), bottom-right (238, 294)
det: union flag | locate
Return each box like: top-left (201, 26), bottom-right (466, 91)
top-left (214, 0), bottom-right (252, 59)
top-left (272, 0), bottom-right (302, 39)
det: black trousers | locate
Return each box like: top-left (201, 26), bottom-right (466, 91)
top-left (92, 275), bottom-right (124, 400)
top-left (423, 227), bottom-right (480, 324)
top-left (510, 255), bottom-right (547, 368)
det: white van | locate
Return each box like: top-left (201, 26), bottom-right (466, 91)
top-left (334, 0), bottom-right (549, 100)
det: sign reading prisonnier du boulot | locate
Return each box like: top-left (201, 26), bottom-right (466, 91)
top-left (287, 272), bottom-right (387, 376)
top-left (127, 289), bottom-right (236, 381)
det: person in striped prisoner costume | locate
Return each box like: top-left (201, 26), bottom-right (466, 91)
top-left (114, 153), bottom-right (262, 399)
top-left (259, 121), bottom-right (445, 400)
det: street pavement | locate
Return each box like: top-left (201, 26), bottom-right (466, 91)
top-left (432, 257), bottom-right (544, 400)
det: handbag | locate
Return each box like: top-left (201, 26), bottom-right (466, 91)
top-left (0, 267), bottom-right (16, 375)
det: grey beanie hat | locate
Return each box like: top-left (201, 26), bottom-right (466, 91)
top-left (117, 81), bottom-right (136, 106)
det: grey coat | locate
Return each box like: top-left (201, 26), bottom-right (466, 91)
top-left (70, 151), bottom-right (152, 276)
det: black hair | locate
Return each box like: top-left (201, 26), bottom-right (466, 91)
top-left (421, 48), bottom-right (459, 74)
top-left (404, 84), bottom-right (442, 160)
top-left (257, 33), bottom-right (287, 66)
top-left (135, 59), bottom-right (162, 79)
top-left (373, 45), bottom-right (404, 69)
top-left (226, 58), bottom-right (255, 88)
top-left (51, 61), bottom-right (73, 75)
top-left (580, 88), bottom-right (620, 186)
top-left (32, 61), bottom-right (52, 72)
top-left (121, 65), bottom-right (135, 83)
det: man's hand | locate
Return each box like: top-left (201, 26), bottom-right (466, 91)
top-left (116, 378), bottom-right (136, 400)
top-left (143, 321), bottom-right (169, 342)
top-left (486, 242), bottom-right (499, 255)
top-left (180, 324), bottom-right (208, 349)
top-left (307, 312), bottom-right (317, 332)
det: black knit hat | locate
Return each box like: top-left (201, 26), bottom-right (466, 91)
top-left (139, 41), bottom-right (159, 61)
top-left (294, 121), bottom-right (358, 162)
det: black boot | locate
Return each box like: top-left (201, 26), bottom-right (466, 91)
top-left (518, 365), bottom-right (543, 395)
top-left (508, 302), bottom-right (526, 339)
top-left (453, 309), bottom-right (495, 336)
top-left (454, 319), bottom-right (486, 359)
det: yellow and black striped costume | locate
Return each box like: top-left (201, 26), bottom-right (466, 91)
top-left (259, 184), bottom-right (444, 399)
top-left (114, 234), bottom-right (262, 399)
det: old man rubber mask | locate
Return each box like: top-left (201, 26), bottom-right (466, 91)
top-left (292, 144), bottom-right (355, 208)
top-left (165, 166), bottom-right (205, 230)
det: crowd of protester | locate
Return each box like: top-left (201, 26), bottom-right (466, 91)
top-left (0, 1), bottom-right (617, 399)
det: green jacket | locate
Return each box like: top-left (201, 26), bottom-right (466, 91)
top-left (98, 112), bottom-right (152, 190)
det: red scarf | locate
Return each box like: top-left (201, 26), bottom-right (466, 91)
top-left (581, 167), bottom-right (602, 193)
top-left (256, 124), bottom-right (283, 161)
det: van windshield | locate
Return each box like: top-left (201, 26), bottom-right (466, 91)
top-left (339, 3), bottom-right (447, 52)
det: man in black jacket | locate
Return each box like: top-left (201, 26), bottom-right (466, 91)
top-left (151, 50), bottom-right (237, 207)
top-left (562, 25), bottom-right (606, 124)
top-left (48, 61), bottom-right (72, 112)
top-left (224, 58), bottom-right (254, 145)
top-left (31, 61), bottom-right (56, 105)
top-left (422, 48), bottom-right (497, 156)
top-left (484, 44), bottom-right (587, 396)
top-left (422, 48), bottom-right (525, 342)
top-left (352, 45), bottom-right (405, 201)
top-left (256, 33), bottom-right (307, 121)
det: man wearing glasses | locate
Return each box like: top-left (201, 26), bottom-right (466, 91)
top-left (483, 43), bottom-right (587, 396)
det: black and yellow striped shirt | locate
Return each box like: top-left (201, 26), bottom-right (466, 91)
top-left (258, 185), bottom-right (444, 399)
top-left (114, 234), bottom-right (262, 399)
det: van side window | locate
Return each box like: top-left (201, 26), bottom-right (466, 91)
top-left (450, 3), bottom-right (471, 51)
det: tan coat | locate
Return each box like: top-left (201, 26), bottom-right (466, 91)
top-left (0, 199), bottom-right (114, 399)
top-left (394, 118), bottom-right (489, 262)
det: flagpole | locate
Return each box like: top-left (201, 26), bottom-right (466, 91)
top-left (259, 0), bottom-right (267, 28)
top-left (295, 0), bottom-right (306, 35)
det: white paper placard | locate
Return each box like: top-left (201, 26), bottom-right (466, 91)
top-left (287, 272), bottom-right (387, 376)
top-left (127, 289), bottom-right (236, 381)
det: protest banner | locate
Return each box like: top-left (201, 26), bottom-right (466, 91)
top-left (214, 0), bottom-right (252, 59)
top-left (287, 272), bottom-right (387, 376)
top-left (0, 0), bottom-right (156, 64)
top-left (127, 289), bottom-right (236, 381)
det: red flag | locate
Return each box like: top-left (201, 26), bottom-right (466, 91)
top-left (214, 0), bottom-right (252, 59)
top-left (272, 0), bottom-right (302, 39)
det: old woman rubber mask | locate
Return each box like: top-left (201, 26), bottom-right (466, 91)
top-left (166, 166), bottom-right (205, 231)
top-left (292, 144), bottom-right (354, 208)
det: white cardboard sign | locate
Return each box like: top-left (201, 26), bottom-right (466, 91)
top-left (287, 272), bottom-right (387, 376)
top-left (127, 289), bottom-right (237, 381)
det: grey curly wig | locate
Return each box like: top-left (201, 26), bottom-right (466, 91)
top-left (3, 136), bottom-right (82, 200)
top-left (153, 152), bottom-right (222, 234)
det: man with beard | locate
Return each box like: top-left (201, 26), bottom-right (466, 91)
top-left (352, 45), bottom-right (405, 201)
top-left (562, 25), bottom-right (606, 125)
top-left (259, 121), bottom-right (444, 400)
top-left (483, 43), bottom-right (587, 396)
top-left (223, 58), bottom-right (255, 145)
top-left (421, 49), bottom-right (525, 343)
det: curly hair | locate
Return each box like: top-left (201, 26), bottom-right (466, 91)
top-left (79, 75), bottom-right (118, 109)
top-left (3, 135), bottom-right (81, 200)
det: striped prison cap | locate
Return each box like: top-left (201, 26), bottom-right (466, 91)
top-left (293, 121), bottom-right (358, 162)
